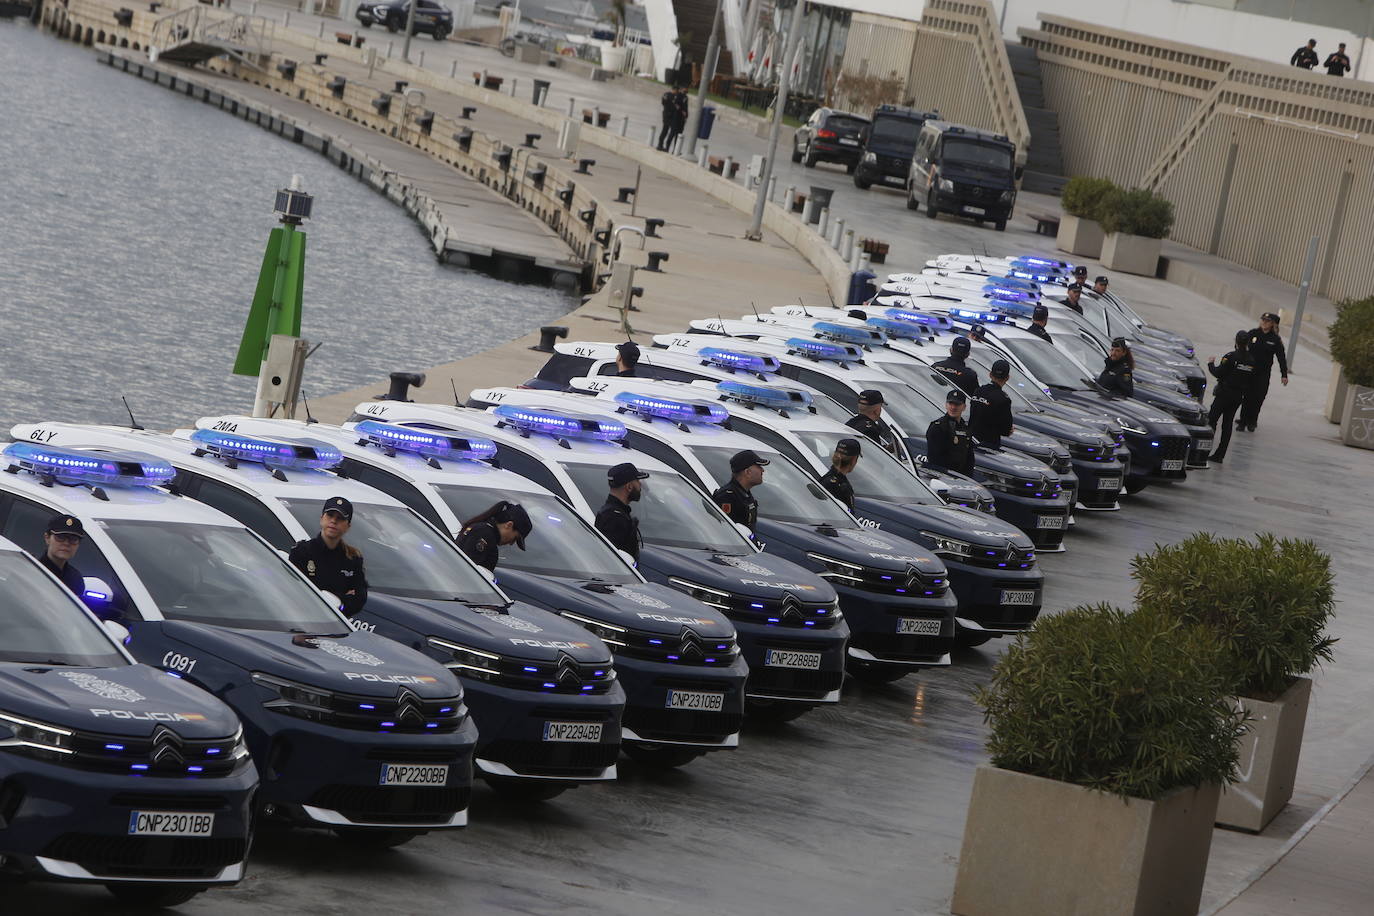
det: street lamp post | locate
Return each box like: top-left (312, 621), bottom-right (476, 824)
top-left (683, 0), bottom-right (725, 160)
top-left (746, 0), bottom-right (806, 241)
top-left (402, 0), bottom-right (418, 62)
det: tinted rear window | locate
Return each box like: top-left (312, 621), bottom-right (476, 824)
top-left (825, 116), bottom-right (869, 132)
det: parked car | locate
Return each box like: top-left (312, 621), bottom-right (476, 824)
top-left (791, 108), bottom-right (870, 172)
top-left (907, 120), bottom-right (1020, 231)
top-left (356, 0), bottom-right (453, 40)
top-left (853, 104), bottom-right (939, 190)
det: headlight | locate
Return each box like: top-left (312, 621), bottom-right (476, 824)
top-left (805, 552), bottom-right (864, 584)
top-left (919, 532), bottom-right (974, 558)
top-left (862, 152), bottom-right (876, 163)
top-left (667, 577), bottom-right (732, 610)
top-left (560, 610), bottom-right (628, 648)
top-left (977, 470), bottom-right (1017, 493)
top-left (938, 178), bottom-right (954, 192)
top-left (252, 672), bottom-right (335, 721)
top-left (0, 709), bottom-right (74, 760)
top-left (226, 726), bottom-right (251, 761)
top-left (428, 637), bottom-right (502, 680)
top-left (1115, 416), bottom-right (1147, 435)
top-left (999, 190), bottom-right (1015, 202)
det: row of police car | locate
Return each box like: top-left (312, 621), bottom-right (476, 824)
top-left (0, 253), bottom-right (1207, 906)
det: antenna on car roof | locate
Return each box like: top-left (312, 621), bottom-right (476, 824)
top-left (121, 396), bottom-right (144, 431)
top-left (300, 390), bottom-right (319, 424)
top-left (749, 301), bottom-right (760, 319)
top-left (797, 297), bottom-right (812, 318)
top-left (450, 378), bottom-right (461, 408)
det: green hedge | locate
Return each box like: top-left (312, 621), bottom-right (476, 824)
top-left (1329, 296), bottom-right (1374, 388)
top-left (1060, 176), bottom-right (1117, 221)
top-left (1099, 187), bottom-right (1175, 239)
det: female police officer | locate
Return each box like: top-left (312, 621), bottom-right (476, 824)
top-left (1206, 331), bottom-right (1255, 463)
top-left (456, 500), bottom-right (533, 572)
top-left (289, 496), bottom-right (368, 615)
top-left (819, 439), bottom-right (862, 510)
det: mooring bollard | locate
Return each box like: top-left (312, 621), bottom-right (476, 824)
top-left (818, 208), bottom-right (829, 237)
top-left (696, 144), bottom-right (709, 167)
top-left (783, 186), bottom-right (795, 210)
top-left (831, 218), bottom-right (845, 249)
top-left (723, 156), bottom-right (734, 180)
top-left (843, 228), bottom-right (855, 264)
top-left (767, 175), bottom-right (777, 202)
top-left (449, 59), bottom-right (458, 79)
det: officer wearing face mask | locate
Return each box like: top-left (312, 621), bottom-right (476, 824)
top-left (595, 462), bottom-right (649, 560)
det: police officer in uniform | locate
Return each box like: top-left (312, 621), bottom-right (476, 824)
top-left (1027, 303), bottom-right (1052, 342)
top-left (926, 390), bottom-right (975, 475)
top-left (1206, 331), bottom-right (1255, 463)
top-left (1064, 283), bottom-right (1085, 315)
top-left (1091, 275), bottom-right (1110, 296)
top-left (615, 341), bottom-right (640, 377)
top-left (595, 462), bottom-right (648, 559)
top-left (932, 338), bottom-right (979, 395)
top-left (712, 450), bottom-right (768, 532)
top-left (1070, 265), bottom-right (1088, 286)
top-left (819, 438), bottom-right (862, 510)
top-left (456, 500), bottom-right (533, 572)
top-left (40, 515), bottom-right (85, 596)
top-left (1237, 312), bottom-right (1289, 431)
top-left (289, 497), bottom-right (369, 615)
top-left (1098, 338), bottom-right (1135, 398)
top-left (846, 390), bottom-right (901, 455)
top-left (970, 360), bottom-right (1015, 449)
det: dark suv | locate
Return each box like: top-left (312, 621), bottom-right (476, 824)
top-left (853, 105), bottom-right (938, 190)
top-left (791, 108), bottom-right (870, 172)
top-left (907, 120), bottom-right (1020, 230)
top-left (357, 0), bottom-right (453, 40)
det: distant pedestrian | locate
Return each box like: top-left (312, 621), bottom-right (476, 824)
top-left (1027, 303), bottom-right (1052, 343)
top-left (1324, 43), bottom-right (1351, 76)
top-left (658, 86), bottom-right (688, 151)
top-left (926, 390), bottom-right (975, 475)
top-left (1291, 39), bottom-right (1319, 70)
top-left (1237, 312), bottom-right (1289, 431)
top-left (1206, 331), bottom-right (1254, 463)
top-left (818, 438), bottom-right (862, 510)
top-left (1098, 337), bottom-right (1135, 398)
top-left (970, 360), bottom-right (1015, 449)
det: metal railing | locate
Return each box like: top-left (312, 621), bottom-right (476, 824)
top-left (149, 5), bottom-right (274, 60)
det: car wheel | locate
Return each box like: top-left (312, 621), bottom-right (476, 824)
top-left (385, 13), bottom-right (401, 32)
top-left (333, 827), bottom-right (425, 848)
top-left (853, 172), bottom-right (872, 190)
top-left (485, 776), bottom-right (570, 802)
top-left (925, 191), bottom-right (939, 219)
top-left (358, 20), bottom-right (371, 28)
top-left (106, 884), bottom-right (204, 907)
top-left (790, 138), bottom-right (803, 163)
top-left (845, 161), bottom-right (856, 174)
top-left (803, 142), bottom-right (818, 168)
top-left (433, 26), bottom-right (449, 40)
top-left (994, 219), bottom-right (1007, 231)
top-left (846, 658), bottom-right (910, 685)
top-left (623, 743), bottom-right (705, 769)
top-left (906, 190), bottom-right (919, 211)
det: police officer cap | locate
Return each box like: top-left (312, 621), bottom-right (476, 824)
top-left (990, 359), bottom-right (1011, 379)
top-left (950, 337), bottom-right (971, 356)
top-left (1066, 282), bottom-right (1084, 293)
top-left (1110, 337), bottom-right (1129, 350)
top-left (616, 340), bottom-right (641, 364)
top-left (322, 496), bottom-right (353, 521)
top-left (946, 389), bottom-right (968, 405)
top-left (46, 515), bottom-right (84, 538)
top-left (836, 438), bottom-right (863, 457)
top-left (857, 389), bottom-right (886, 405)
top-left (729, 449), bottom-right (770, 473)
top-left (968, 324), bottom-right (987, 341)
top-left (495, 501), bottom-right (532, 550)
top-left (607, 462), bottom-right (649, 488)
top-left (1032, 304), bottom-right (1050, 321)
top-left (1235, 330), bottom-right (1249, 347)
top-left (1261, 312), bottom-right (1281, 324)
top-left (1072, 265), bottom-right (1088, 277)
top-left (1094, 275), bottom-right (1109, 285)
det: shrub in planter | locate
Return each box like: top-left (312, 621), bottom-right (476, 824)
top-left (1057, 176), bottom-right (1117, 257)
top-left (1060, 176), bottom-right (1117, 221)
top-left (1099, 187), bottom-right (1174, 239)
top-left (1329, 295), bottom-right (1374, 388)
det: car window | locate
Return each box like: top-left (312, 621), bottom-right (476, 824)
top-left (0, 553), bottom-right (126, 666)
top-left (943, 139), bottom-right (1013, 172)
top-left (184, 473), bottom-right (295, 551)
top-left (339, 459), bottom-right (445, 527)
top-left (533, 353), bottom-right (596, 387)
top-left (493, 446), bottom-right (567, 498)
top-left (869, 117), bottom-right (922, 146)
top-left (561, 463), bottom-right (751, 554)
top-left (1, 496), bottom-right (134, 617)
top-left (792, 430), bottom-right (937, 504)
top-left (826, 116), bottom-right (868, 132)
top-left (686, 445), bottom-right (856, 528)
top-left (622, 432), bottom-right (702, 487)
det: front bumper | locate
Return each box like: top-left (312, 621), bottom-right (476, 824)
top-left (836, 585), bottom-right (957, 668)
top-left (944, 560), bottom-right (1043, 635)
top-left (812, 140), bottom-right (863, 163)
top-left (980, 488), bottom-right (1071, 550)
top-left (1070, 457), bottom-right (1127, 509)
top-left (734, 618), bottom-right (849, 705)
top-left (1126, 433), bottom-right (1191, 481)
top-left (932, 190), bottom-right (1013, 221)
top-left (612, 653), bottom-right (748, 750)
top-left (464, 679), bottom-right (624, 783)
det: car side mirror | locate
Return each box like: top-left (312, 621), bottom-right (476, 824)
top-left (733, 522), bottom-right (762, 550)
top-left (103, 618), bottom-right (131, 644)
top-left (616, 549), bottom-right (637, 568)
top-left (320, 590), bottom-right (345, 612)
top-left (82, 577), bottom-right (120, 620)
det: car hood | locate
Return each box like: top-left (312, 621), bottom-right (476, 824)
top-left (643, 546), bottom-right (838, 606)
top-left (855, 500), bottom-right (1034, 550)
top-left (0, 662), bottom-right (240, 738)
top-left (1058, 393), bottom-right (1191, 437)
top-left (1001, 428), bottom-right (1069, 458)
top-left (371, 593), bottom-right (611, 664)
top-left (766, 521), bottom-right (947, 576)
top-left (1015, 410), bottom-right (1112, 447)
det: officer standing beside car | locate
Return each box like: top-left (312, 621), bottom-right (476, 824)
top-left (1238, 312), bottom-right (1289, 432)
top-left (457, 501), bottom-right (533, 572)
top-left (595, 463), bottom-right (648, 560)
top-left (819, 439), bottom-right (862, 510)
top-left (970, 360), bottom-right (1015, 449)
top-left (712, 450), bottom-right (768, 533)
top-left (932, 338), bottom-right (980, 395)
top-left (1206, 331), bottom-right (1255, 463)
top-left (289, 497), bottom-right (369, 615)
top-left (926, 390), bottom-right (976, 475)
top-left (39, 515), bottom-right (85, 596)
top-left (846, 390), bottom-right (901, 455)
top-left (1027, 303), bottom-right (1052, 342)
top-left (1098, 338), bottom-right (1136, 398)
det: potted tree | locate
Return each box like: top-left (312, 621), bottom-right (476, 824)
top-left (952, 605), bottom-right (1243, 916)
top-left (599, 0), bottom-right (631, 73)
top-left (1134, 533), bottom-right (1336, 833)
top-left (1098, 187), bottom-right (1174, 276)
top-left (1328, 295), bottom-right (1374, 444)
top-left (1056, 176), bottom-right (1115, 258)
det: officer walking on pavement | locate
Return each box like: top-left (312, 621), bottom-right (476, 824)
top-left (970, 360), bottom-right (1015, 449)
top-left (926, 390), bottom-right (976, 475)
top-left (289, 497), bottom-right (369, 615)
top-left (615, 341), bottom-right (641, 377)
top-left (40, 515), bottom-right (85, 596)
top-left (1027, 303), bottom-right (1052, 342)
top-left (1098, 338), bottom-right (1136, 398)
top-left (1207, 331), bottom-right (1255, 463)
top-left (846, 390), bottom-right (901, 455)
top-left (932, 337), bottom-right (980, 394)
top-left (595, 462), bottom-right (648, 560)
top-left (819, 438), bottom-right (862, 510)
top-left (1238, 311), bottom-right (1289, 431)
top-left (456, 501), bottom-right (533, 572)
top-left (712, 450), bottom-right (768, 533)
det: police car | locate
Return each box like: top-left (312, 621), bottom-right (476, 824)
top-left (0, 431), bottom-right (477, 847)
top-left (569, 376), bottom-right (1045, 648)
top-left (30, 421), bottom-right (626, 799)
top-left (653, 332), bottom-right (1074, 551)
top-left (463, 387), bottom-right (960, 680)
top-left (0, 536), bottom-right (255, 907)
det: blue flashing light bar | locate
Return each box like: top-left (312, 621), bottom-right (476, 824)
top-left (715, 380), bottom-right (814, 412)
top-left (864, 317), bottom-right (929, 340)
top-left (1013, 256), bottom-right (1070, 270)
top-left (883, 307), bottom-right (953, 329)
top-left (612, 391), bottom-right (728, 426)
top-left (950, 307), bottom-right (1010, 324)
top-left (353, 420), bottom-right (498, 462)
top-left (812, 321), bottom-right (886, 347)
top-left (1007, 269), bottom-right (1056, 282)
top-left (3, 442), bottom-right (177, 488)
top-left (982, 284), bottom-right (1039, 302)
top-left (786, 337), bottom-right (863, 363)
top-left (492, 404), bottom-right (627, 442)
top-left (994, 275), bottom-right (1041, 291)
top-left (189, 429), bottom-right (342, 470)
top-left (698, 346), bottom-right (781, 374)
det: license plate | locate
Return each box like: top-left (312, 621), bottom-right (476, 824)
top-left (1001, 589), bottom-right (1037, 606)
top-left (1097, 476), bottom-right (1121, 490)
top-left (1161, 459), bottom-right (1184, 471)
top-left (839, 138), bottom-right (858, 146)
top-left (128, 811), bottom-right (214, 837)
top-left (897, 617), bottom-right (942, 636)
top-left (962, 205), bottom-right (986, 216)
top-left (665, 689), bottom-right (724, 711)
top-left (883, 175), bottom-right (905, 184)
top-left (1036, 515), bottom-right (1066, 529)
top-left (379, 763), bottom-right (449, 786)
top-left (764, 649), bottom-right (821, 670)
top-left (542, 721), bottom-right (603, 742)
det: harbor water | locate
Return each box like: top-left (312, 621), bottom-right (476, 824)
top-left (0, 21), bottom-right (573, 429)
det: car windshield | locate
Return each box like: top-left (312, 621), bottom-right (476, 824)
top-left (561, 463), bottom-right (752, 555)
top-left (101, 521), bottom-right (344, 632)
top-left (434, 486), bottom-right (638, 584)
top-left (281, 500), bottom-right (499, 603)
top-left (0, 553), bottom-right (126, 666)
top-left (686, 445), bottom-right (856, 528)
top-left (869, 116), bottom-right (922, 146)
top-left (854, 380), bottom-right (939, 433)
top-left (1055, 333), bottom-right (1107, 371)
top-left (1003, 339), bottom-right (1096, 390)
top-left (943, 138), bottom-right (1013, 172)
top-left (791, 430), bottom-right (938, 505)
top-left (965, 350), bottom-right (1048, 409)
top-left (878, 360), bottom-right (959, 407)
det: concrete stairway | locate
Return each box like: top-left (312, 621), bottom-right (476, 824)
top-left (1004, 41), bottom-right (1066, 195)
top-left (673, 0), bottom-right (735, 78)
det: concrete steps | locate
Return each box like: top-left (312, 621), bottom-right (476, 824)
top-left (674, 0), bottom-right (735, 77)
top-left (1005, 41), bottom-right (1066, 196)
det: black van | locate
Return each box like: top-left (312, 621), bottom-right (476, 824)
top-left (852, 105), bottom-right (939, 190)
top-left (906, 121), bottom-right (1020, 230)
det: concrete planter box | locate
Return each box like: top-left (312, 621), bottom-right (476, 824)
top-left (1325, 363), bottom-right (1349, 424)
top-left (952, 766), bottom-right (1220, 916)
top-left (1339, 384), bottom-right (1374, 448)
top-left (1101, 232), bottom-right (1163, 276)
top-left (1217, 677), bottom-right (1312, 833)
top-left (599, 46), bottom-right (629, 73)
top-left (1056, 214), bottom-right (1104, 258)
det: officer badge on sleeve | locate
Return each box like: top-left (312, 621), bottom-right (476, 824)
top-left (306, 559), bottom-right (316, 576)
top-left (476, 539), bottom-right (488, 553)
